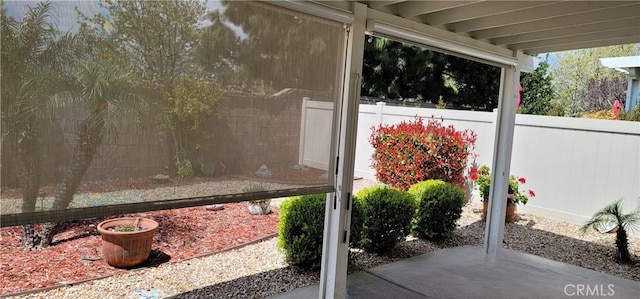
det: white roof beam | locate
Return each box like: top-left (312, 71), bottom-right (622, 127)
top-left (449, 1), bottom-right (633, 33)
top-left (491, 17), bottom-right (640, 46)
top-left (472, 3), bottom-right (640, 39)
top-left (316, 1), bottom-right (353, 12)
top-left (523, 36), bottom-right (640, 55)
top-left (366, 0), bottom-right (404, 9)
top-left (509, 28), bottom-right (640, 52)
top-left (601, 56), bottom-right (640, 69)
top-left (396, 1), bottom-right (478, 18)
top-left (366, 8), bottom-right (516, 66)
top-left (421, 1), bottom-right (553, 26)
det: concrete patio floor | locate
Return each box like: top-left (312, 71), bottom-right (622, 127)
top-left (268, 245), bottom-right (640, 299)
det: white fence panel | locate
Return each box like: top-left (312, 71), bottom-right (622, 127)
top-left (298, 98), bottom-right (334, 169)
top-left (301, 99), bottom-right (640, 231)
top-left (512, 115), bottom-right (640, 227)
top-left (353, 103), bottom-right (381, 179)
top-left (354, 103), bottom-right (497, 180)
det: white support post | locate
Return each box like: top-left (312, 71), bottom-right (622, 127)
top-left (484, 63), bottom-right (521, 257)
top-left (318, 3), bottom-right (366, 299)
top-left (625, 68), bottom-right (639, 114)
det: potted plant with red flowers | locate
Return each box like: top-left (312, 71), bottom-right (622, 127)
top-left (470, 165), bottom-right (535, 222)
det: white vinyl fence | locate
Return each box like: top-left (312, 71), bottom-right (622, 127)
top-left (299, 99), bottom-right (640, 231)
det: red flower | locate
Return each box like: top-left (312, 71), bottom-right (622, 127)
top-left (470, 173), bottom-right (478, 181)
top-left (518, 177), bottom-right (526, 183)
top-left (529, 190), bottom-right (536, 197)
top-left (471, 168), bottom-right (478, 173)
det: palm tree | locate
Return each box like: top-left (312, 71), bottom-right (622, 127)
top-left (580, 199), bottom-right (640, 264)
top-left (38, 50), bottom-right (149, 247)
top-left (1, 1), bottom-right (72, 248)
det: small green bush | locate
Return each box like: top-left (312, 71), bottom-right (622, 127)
top-left (278, 194), bottom-right (325, 270)
top-left (408, 180), bottom-right (465, 241)
top-left (349, 195), bottom-right (365, 248)
top-left (277, 193), bottom-right (365, 270)
top-left (357, 186), bottom-right (416, 254)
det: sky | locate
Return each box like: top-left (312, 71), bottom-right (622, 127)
top-left (5, 1), bottom-right (102, 32)
top-left (4, 0), bottom-right (237, 34)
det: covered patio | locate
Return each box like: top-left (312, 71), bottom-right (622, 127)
top-left (2, 1), bottom-right (638, 298)
top-left (264, 1), bottom-right (640, 298)
top-left (270, 246), bottom-right (640, 298)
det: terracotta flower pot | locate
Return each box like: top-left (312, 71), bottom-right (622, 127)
top-left (482, 200), bottom-right (517, 223)
top-left (97, 217), bottom-right (158, 268)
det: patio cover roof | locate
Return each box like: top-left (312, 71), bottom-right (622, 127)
top-left (318, 0), bottom-right (640, 55)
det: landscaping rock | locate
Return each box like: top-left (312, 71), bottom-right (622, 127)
top-left (255, 165), bottom-right (272, 178)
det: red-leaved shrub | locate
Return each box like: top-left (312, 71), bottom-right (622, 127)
top-left (369, 116), bottom-right (477, 190)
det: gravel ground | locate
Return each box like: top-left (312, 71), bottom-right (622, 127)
top-left (1, 180), bottom-right (305, 214)
top-left (5, 179), bottom-right (639, 299)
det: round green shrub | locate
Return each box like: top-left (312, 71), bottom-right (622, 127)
top-left (408, 179), bottom-right (465, 241)
top-left (357, 186), bottom-right (416, 254)
top-left (277, 193), bottom-right (365, 270)
top-left (349, 195), bottom-right (365, 248)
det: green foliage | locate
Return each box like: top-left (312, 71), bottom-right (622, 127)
top-left (79, 0), bottom-right (220, 179)
top-left (408, 180), bottom-right (465, 241)
top-left (357, 186), bottom-right (416, 254)
top-left (176, 159), bottom-right (194, 180)
top-left (164, 78), bottom-right (225, 175)
top-left (82, 0), bottom-right (207, 83)
top-left (277, 193), bottom-right (364, 270)
top-left (580, 199), bottom-right (640, 264)
top-left (362, 36), bottom-right (451, 103)
top-left (436, 96), bottom-right (447, 109)
top-left (445, 56), bottom-right (501, 111)
top-left (222, 1), bottom-right (343, 92)
top-left (470, 165), bottom-right (535, 205)
top-left (361, 36), bottom-right (502, 110)
top-left (370, 117), bottom-right (476, 190)
top-left (551, 45), bottom-right (638, 116)
top-left (519, 61), bottom-right (554, 115)
top-left (621, 105), bottom-right (640, 121)
top-left (578, 105), bottom-right (640, 122)
top-left (1, 1), bottom-right (61, 247)
top-left (349, 196), bottom-right (365, 249)
top-left (165, 78), bottom-right (224, 132)
top-left (195, 11), bottom-right (241, 86)
top-left (547, 103), bottom-right (566, 116)
top-left (583, 110), bottom-right (618, 120)
top-left (278, 194), bottom-right (326, 270)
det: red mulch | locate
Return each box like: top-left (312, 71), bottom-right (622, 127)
top-left (0, 167), bottom-right (327, 296)
top-left (0, 203), bottom-right (280, 296)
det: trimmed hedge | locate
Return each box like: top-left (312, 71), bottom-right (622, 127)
top-left (278, 194), bottom-right (325, 270)
top-left (277, 193), bottom-right (365, 270)
top-left (349, 195), bottom-right (365, 249)
top-left (408, 179), bottom-right (465, 241)
top-left (357, 186), bottom-right (416, 254)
